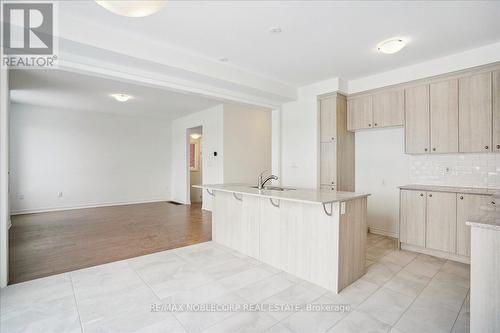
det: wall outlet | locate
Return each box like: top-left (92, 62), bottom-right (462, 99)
top-left (58, 192), bottom-right (63, 198)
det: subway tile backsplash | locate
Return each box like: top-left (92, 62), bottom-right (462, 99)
top-left (409, 153), bottom-right (500, 189)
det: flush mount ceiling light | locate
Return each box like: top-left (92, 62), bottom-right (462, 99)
top-left (269, 26), bottom-right (282, 34)
top-left (190, 133), bottom-right (202, 139)
top-left (95, 0), bottom-right (167, 17)
top-left (110, 93), bottom-right (132, 102)
top-left (377, 38), bottom-right (407, 54)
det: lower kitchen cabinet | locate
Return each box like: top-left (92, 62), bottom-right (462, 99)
top-left (456, 194), bottom-right (495, 257)
top-left (425, 191), bottom-right (456, 253)
top-left (399, 188), bottom-right (495, 262)
top-left (399, 189), bottom-right (426, 247)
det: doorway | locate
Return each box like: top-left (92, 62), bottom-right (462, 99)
top-left (188, 126), bottom-right (203, 206)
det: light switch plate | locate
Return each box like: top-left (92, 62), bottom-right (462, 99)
top-left (340, 202), bottom-right (346, 214)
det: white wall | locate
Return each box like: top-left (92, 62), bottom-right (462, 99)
top-left (10, 104), bottom-right (171, 214)
top-left (0, 67), bottom-right (10, 287)
top-left (281, 78), bottom-right (344, 188)
top-left (171, 105), bottom-right (224, 210)
top-left (355, 128), bottom-right (410, 237)
top-left (223, 104), bottom-right (272, 184)
top-left (171, 103), bottom-right (272, 210)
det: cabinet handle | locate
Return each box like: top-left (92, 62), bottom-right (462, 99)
top-left (492, 201), bottom-right (496, 205)
top-left (496, 145), bottom-right (500, 149)
top-left (460, 196), bottom-right (463, 200)
top-left (485, 146), bottom-right (489, 150)
top-left (424, 148), bottom-right (428, 152)
top-left (374, 123), bottom-right (378, 127)
top-left (368, 123), bottom-right (372, 127)
top-left (420, 193), bottom-right (424, 197)
top-left (429, 194), bottom-right (433, 197)
top-left (432, 148), bottom-right (436, 152)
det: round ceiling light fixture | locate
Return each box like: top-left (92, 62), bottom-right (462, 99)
top-left (190, 133), bottom-right (202, 140)
top-left (110, 93), bottom-right (132, 102)
top-left (95, 1), bottom-right (167, 18)
top-left (377, 38), bottom-right (407, 54)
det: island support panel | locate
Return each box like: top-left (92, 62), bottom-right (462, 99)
top-left (211, 190), bottom-right (367, 293)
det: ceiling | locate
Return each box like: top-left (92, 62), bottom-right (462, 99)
top-left (60, 1), bottom-right (500, 86)
top-left (9, 69), bottom-right (222, 119)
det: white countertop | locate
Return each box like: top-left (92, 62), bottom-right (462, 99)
top-left (194, 184), bottom-right (370, 205)
top-left (399, 184), bottom-right (499, 196)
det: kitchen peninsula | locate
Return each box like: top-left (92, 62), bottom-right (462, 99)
top-left (195, 184), bottom-right (370, 293)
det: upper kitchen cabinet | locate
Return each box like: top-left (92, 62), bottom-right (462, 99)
top-left (493, 70), bottom-right (500, 152)
top-left (347, 95), bottom-right (372, 131)
top-left (405, 84), bottom-right (430, 154)
top-left (319, 96), bottom-right (337, 142)
top-left (459, 72), bottom-right (492, 153)
top-left (319, 93), bottom-right (354, 191)
top-left (372, 90), bottom-right (404, 128)
top-left (430, 79), bottom-right (459, 153)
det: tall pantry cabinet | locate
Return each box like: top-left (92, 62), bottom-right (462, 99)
top-left (318, 93), bottom-right (355, 192)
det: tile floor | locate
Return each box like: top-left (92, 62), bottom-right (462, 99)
top-left (0, 233), bottom-right (470, 333)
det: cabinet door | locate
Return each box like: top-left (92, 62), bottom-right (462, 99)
top-left (426, 191), bottom-right (456, 253)
top-left (493, 70), bottom-right (500, 152)
top-left (400, 190), bottom-right (426, 247)
top-left (456, 194), bottom-right (492, 257)
top-left (405, 85), bottom-right (430, 154)
top-left (459, 72), bottom-right (492, 152)
top-left (347, 95), bottom-right (372, 131)
top-left (320, 142), bottom-right (336, 185)
top-left (319, 96), bottom-right (336, 142)
top-left (430, 79), bottom-right (459, 153)
top-left (372, 90), bottom-right (404, 128)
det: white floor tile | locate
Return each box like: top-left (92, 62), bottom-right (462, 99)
top-left (394, 300), bottom-right (459, 333)
top-left (202, 311), bottom-right (277, 333)
top-left (328, 310), bottom-right (391, 333)
top-left (0, 237), bottom-right (471, 333)
top-left (279, 294), bottom-right (349, 333)
top-left (83, 307), bottom-right (186, 333)
top-left (236, 272), bottom-right (299, 303)
top-left (358, 287), bottom-right (414, 325)
top-left (0, 273), bottom-right (73, 311)
top-left (0, 295), bottom-right (81, 333)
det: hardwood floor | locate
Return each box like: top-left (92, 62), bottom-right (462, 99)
top-left (8, 202), bottom-right (211, 284)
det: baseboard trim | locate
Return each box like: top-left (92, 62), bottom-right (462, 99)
top-left (401, 243), bottom-right (470, 264)
top-left (11, 198), bottom-right (171, 215)
top-left (368, 226), bottom-right (398, 238)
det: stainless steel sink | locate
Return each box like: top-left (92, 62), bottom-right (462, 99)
top-left (249, 186), bottom-right (295, 191)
